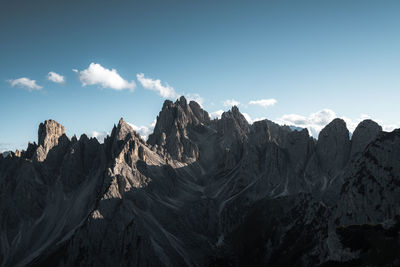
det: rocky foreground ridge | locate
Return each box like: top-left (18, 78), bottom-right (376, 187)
top-left (1, 96), bottom-right (400, 267)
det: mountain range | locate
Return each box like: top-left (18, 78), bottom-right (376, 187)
top-left (1, 96), bottom-right (400, 267)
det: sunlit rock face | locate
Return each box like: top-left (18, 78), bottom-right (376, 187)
top-left (0, 96), bottom-right (399, 267)
top-left (35, 119), bottom-right (66, 161)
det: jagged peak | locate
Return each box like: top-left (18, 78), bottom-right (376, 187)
top-left (221, 106), bottom-right (238, 119)
top-left (160, 96), bottom-right (188, 111)
top-left (318, 118), bottom-right (349, 139)
top-left (220, 106), bottom-right (249, 128)
top-left (110, 117), bottom-right (141, 142)
top-left (161, 99), bottom-right (174, 110)
top-left (71, 135), bottom-right (78, 143)
top-left (178, 95), bottom-right (188, 108)
top-left (38, 119), bottom-right (65, 147)
top-left (231, 105), bottom-right (239, 113)
top-left (146, 97), bottom-right (210, 161)
top-left (250, 118), bottom-right (304, 146)
top-left (189, 101), bottom-right (210, 125)
top-left (37, 119), bottom-right (66, 157)
top-left (21, 142), bottom-right (37, 159)
top-left (151, 98), bottom-right (209, 138)
top-left (215, 106), bottom-right (250, 141)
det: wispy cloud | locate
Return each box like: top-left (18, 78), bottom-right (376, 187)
top-left (210, 110), bottom-right (224, 119)
top-left (185, 93), bottom-right (204, 106)
top-left (242, 113), bottom-right (253, 123)
top-left (223, 99), bottom-right (240, 107)
top-left (276, 109), bottom-right (336, 137)
top-left (249, 98), bottom-right (277, 107)
top-left (275, 109), bottom-right (398, 137)
top-left (7, 77), bottom-right (42, 91)
top-left (47, 71), bottom-right (65, 84)
top-left (136, 73), bottom-right (204, 106)
top-left (127, 120), bottom-right (156, 141)
top-left (241, 113), bottom-right (267, 124)
top-left (382, 124), bottom-right (398, 132)
top-left (75, 63), bottom-right (135, 91)
top-left (90, 131), bottom-right (109, 143)
top-left (136, 73), bottom-right (178, 99)
top-left (90, 121), bottom-right (155, 142)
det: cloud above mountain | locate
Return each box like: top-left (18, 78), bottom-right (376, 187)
top-left (127, 120), bottom-right (156, 141)
top-left (136, 73), bottom-right (204, 106)
top-left (7, 77), bottom-right (42, 91)
top-left (276, 109), bottom-right (337, 136)
top-left (210, 110), bottom-right (224, 119)
top-left (223, 99), bottom-right (240, 107)
top-left (276, 109), bottom-right (397, 137)
top-left (185, 93), bottom-right (204, 106)
top-left (47, 72), bottom-right (65, 84)
top-left (136, 73), bottom-right (178, 99)
top-left (75, 63), bottom-right (136, 91)
top-left (90, 131), bottom-right (109, 143)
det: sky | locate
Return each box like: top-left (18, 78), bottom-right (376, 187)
top-left (1, 0), bottom-right (400, 151)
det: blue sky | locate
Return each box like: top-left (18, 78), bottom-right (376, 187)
top-left (1, 0), bottom-right (400, 151)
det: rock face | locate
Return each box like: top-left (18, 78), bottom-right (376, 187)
top-left (35, 119), bottom-right (66, 161)
top-left (316, 118), bottom-right (350, 178)
top-left (336, 129), bottom-right (400, 225)
top-left (148, 96), bottom-right (210, 162)
top-left (350, 119), bottom-right (382, 158)
top-left (0, 96), bottom-right (399, 267)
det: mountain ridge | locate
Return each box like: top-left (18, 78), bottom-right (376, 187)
top-left (1, 96), bottom-right (399, 267)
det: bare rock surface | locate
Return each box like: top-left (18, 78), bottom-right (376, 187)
top-left (350, 119), bottom-right (382, 158)
top-left (0, 96), bottom-right (398, 267)
top-left (316, 118), bottom-right (350, 179)
top-left (35, 119), bottom-right (66, 161)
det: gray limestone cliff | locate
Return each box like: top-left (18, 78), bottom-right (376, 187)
top-left (0, 96), bottom-right (398, 267)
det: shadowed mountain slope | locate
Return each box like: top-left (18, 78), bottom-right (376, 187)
top-left (1, 97), bottom-right (399, 267)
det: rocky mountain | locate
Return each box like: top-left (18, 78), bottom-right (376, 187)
top-left (1, 151), bottom-right (10, 158)
top-left (1, 96), bottom-right (399, 267)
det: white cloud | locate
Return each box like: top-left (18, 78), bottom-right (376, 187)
top-left (91, 120), bottom-right (156, 142)
top-left (249, 98), bottom-right (277, 107)
top-left (275, 109), bottom-right (398, 138)
top-left (185, 93), bottom-right (204, 106)
top-left (242, 113), bottom-right (253, 123)
top-left (90, 131), bottom-right (109, 143)
top-left (8, 77), bottom-right (42, 91)
top-left (276, 109), bottom-right (337, 137)
top-left (210, 110), bottom-right (224, 120)
top-left (76, 63), bottom-right (135, 91)
top-left (47, 71), bottom-right (65, 84)
top-left (241, 113), bottom-right (267, 124)
top-left (223, 99), bottom-right (240, 107)
top-left (136, 73), bottom-right (204, 106)
top-left (127, 120), bottom-right (156, 141)
top-left (136, 73), bottom-right (177, 99)
top-left (383, 125), bottom-right (397, 132)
